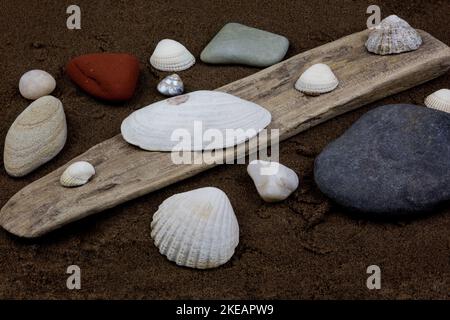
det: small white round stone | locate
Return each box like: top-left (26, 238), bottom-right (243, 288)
top-left (19, 69), bottom-right (56, 100)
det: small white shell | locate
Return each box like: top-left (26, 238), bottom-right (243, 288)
top-left (157, 74), bottom-right (184, 96)
top-left (121, 90), bottom-right (271, 151)
top-left (19, 70), bottom-right (56, 100)
top-left (151, 187), bottom-right (239, 269)
top-left (365, 15), bottom-right (422, 55)
top-left (295, 63), bottom-right (339, 95)
top-left (424, 89), bottom-right (450, 113)
top-left (247, 160), bottom-right (299, 202)
top-left (150, 39), bottom-right (195, 72)
top-left (60, 161), bottom-right (95, 187)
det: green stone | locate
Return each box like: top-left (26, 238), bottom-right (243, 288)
top-left (200, 23), bottom-right (289, 67)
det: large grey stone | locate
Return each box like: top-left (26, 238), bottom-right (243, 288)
top-left (200, 23), bottom-right (289, 67)
top-left (314, 104), bottom-right (450, 214)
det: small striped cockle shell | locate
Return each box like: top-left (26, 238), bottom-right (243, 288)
top-left (157, 74), bottom-right (184, 96)
top-left (247, 160), bottom-right (299, 202)
top-left (424, 89), bottom-right (450, 114)
top-left (150, 39), bottom-right (195, 72)
top-left (294, 63), bottom-right (339, 95)
top-left (151, 187), bottom-right (239, 269)
top-left (60, 161), bottom-right (95, 187)
top-left (19, 70), bottom-right (56, 100)
top-left (365, 15), bottom-right (422, 55)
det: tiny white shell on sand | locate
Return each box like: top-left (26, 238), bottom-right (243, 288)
top-left (157, 74), bottom-right (184, 96)
top-left (19, 70), bottom-right (56, 100)
top-left (150, 39), bottom-right (195, 72)
top-left (247, 160), bottom-right (299, 202)
top-left (60, 161), bottom-right (95, 187)
top-left (424, 89), bottom-right (450, 113)
top-left (151, 187), bottom-right (239, 269)
top-left (295, 63), bottom-right (339, 95)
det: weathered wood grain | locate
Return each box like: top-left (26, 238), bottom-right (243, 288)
top-left (2, 30), bottom-right (450, 237)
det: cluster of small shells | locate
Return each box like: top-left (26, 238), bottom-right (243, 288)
top-left (4, 15), bottom-right (440, 270)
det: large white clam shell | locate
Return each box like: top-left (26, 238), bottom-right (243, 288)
top-left (294, 63), bottom-right (339, 95)
top-left (19, 69), bottom-right (56, 100)
top-left (365, 15), bottom-right (422, 55)
top-left (60, 161), bottom-right (95, 187)
top-left (121, 90), bottom-right (271, 151)
top-left (151, 187), bottom-right (239, 269)
top-left (247, 160), bottom-right (299, 202)
top-left (150, 39), bottom-right (196, 72)
top-left (424, 89), bottom-right (450, 114)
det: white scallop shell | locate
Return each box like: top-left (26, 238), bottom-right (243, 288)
top-left (150, 39), bottom-right (196, 71)
top-left (365, 15), bottom-right (422, 55)
top-left (294, 63), bottom-right (339, 95)
top-left (19, 70), bottom-right (56, 100)
top-left (121, 90), bottom-right (271, 151)
top-left (247, 160), bottom-right (299, 202)
top-left (60, 161), bottom-right (95, 187)
top-left (424, 89), bottom-right (450, 113)
top-left (157, 74), bottom-right (184, 96)
top-left (151, 187), bottom-right (239, 269)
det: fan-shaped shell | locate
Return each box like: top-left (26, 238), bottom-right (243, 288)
top-left (294, 63), bottom-right (339, 95)
top-left (424, 89), bottom-right (450, 113)
top-left (151, 187), bottom-right (239, 269)
top-left (247, 160), bottom-right (299, 202)
top-left (157, 74), bottom-right (184, 96)
top-left (365, 15), bottom-right (422, 55)
top-left (121, 90), bottom-right (272, 151)
top-left (150, 39), bottom-right (196, 71)
top-left (60, 161), bottom-right (95, 187)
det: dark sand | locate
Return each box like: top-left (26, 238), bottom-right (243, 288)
top-left (0, 0), bottom-right (449, 299)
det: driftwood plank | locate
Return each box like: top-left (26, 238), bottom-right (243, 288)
top-left (2, 30), bottom-right (450, 237)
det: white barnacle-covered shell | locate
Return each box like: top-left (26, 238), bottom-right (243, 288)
top-left (157, 74), bottom-right (184, 96)
top-left (60, 161), bottom-right (95, 187)
top-left (247, 160), bottom-right (299, 202)
top-left (19, 70), bottom-right (56, 100)
top-left (121, 90), bottom-right (271, 151)
top-left (424, 89), bottom-right (450, 113)
top-left (365, 15), bottom-right (422, 55)
top-left (151, 187), bottom-right (239, 269)
top-left (294, 63), bottom-right (339, 95)
top-left (150, 39), bottom-right (196, 72)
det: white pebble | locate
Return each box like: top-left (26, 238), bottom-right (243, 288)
top-left (19, 69), bottom-right (56, 100)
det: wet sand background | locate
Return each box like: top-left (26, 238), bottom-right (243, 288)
top-left (0, 0), bottom-right (449, 299)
